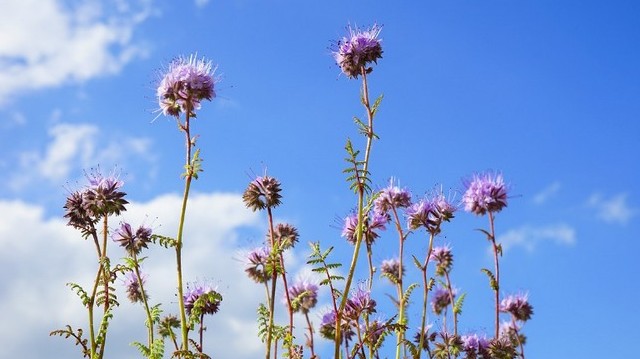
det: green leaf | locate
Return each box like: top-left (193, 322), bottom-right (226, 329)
top-left (481, 268), bottom-right (499, 291)
top-left (454, 292), bottom-right (467, 315)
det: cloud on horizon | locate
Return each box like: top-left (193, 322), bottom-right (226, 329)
top-left (0, 191), bottom-right (273, 359)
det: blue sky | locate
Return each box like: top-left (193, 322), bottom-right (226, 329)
top-left (1, 0), bottom-right (639, 358)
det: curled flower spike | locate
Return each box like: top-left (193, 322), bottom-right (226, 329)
top-left (500, 293), bottom-right (534, 322)
top-left (245, 246), bottom-right (270, 283)
top-left (431, 286), bottom-right (456, 315)
top-left (157, 54), bottom-right (216, 117)
top-left (374, 178), bottom-right (412, 216)
top-left (112, 222), bottom-right (153, 256)
top-left (333, 24), bottom-right (383, 78)
top-left (123, 271), bottom-right (148, 304)
top-left (183, 282), bottom-right (222, 316)
top-left (82, 171), bottom-right (128, 219)
top-left (269, 223), bottom-right (299, 250)
top-left (463, 172), bottom-right (508, 216)
top-left (242, 175), bottom-right (282, 211)
top-left (286, 279), bottom-right (319, 314)
top-left (380, 258), bottom-right (404, 284)
top-left (430, 245), bottom-right (454, 276)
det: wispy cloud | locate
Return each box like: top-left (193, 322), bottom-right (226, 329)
top-left (532, 181), bottom-right (561, 205)
top-left (0, 192), bottom-right (265, 358)
top-left (0, 0), bottom-right (152, 106)
top-left (497, 223), bottom-right (576, 253)
top-left (587, 193), bottom-right (637, 225)
top-left (9, 121), bottom-right (155, 191)
top-left (194, 0), bottom-right (211, 8)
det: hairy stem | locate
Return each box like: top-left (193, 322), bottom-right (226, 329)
top-left (133, 255), bottom-right (154, 348)
top-left (335, 64), bottom-right (376, 359)
top-left (489, 212), bottom-right (500, 340)
top-left (265, 207), bottom-right (278, 359)
top-left (98, 216), bottom-right (110, 359)
top-left (443, 271), bottom-right (457, 336)
top-left (417, 233), bottom-right (435, 359)
top-left (390, 207), bottom-right (406, 359)
top-left (176, 112), bottom-right (194, 350)
top-left (304, 312), bottom-right (316, 358)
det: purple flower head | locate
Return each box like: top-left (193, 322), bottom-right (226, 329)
top-left (431, 286), bottom-right (456, 316)
top-left (333, 24), bottom-right (383, 78)
top-left (500, 293), bottom-right (534, 322)
top-left (430, 245), bottom-right (454, 276)
top-left (463, 172), bottom-right (508, 216)
top-left (341, 211), bottom-right (389, 245)
top-left (374, 178), bottom-right (411, 216)
top-left (269, 223), bottom-right (299, 250)
top-left (461, 333), bottom-right (490, 356)
top-left (123, 271), bottom-right (148, 304)
top-left (157, 54), bottom-right (216, 117)
top-left (431, 191), bottom-right (457, 224)
top-left (183, 282), bottom-right (222, 317)
top-left (405, 199), bottom-right (434, 231)
top-left (286, 279), bottom-right (319, 314)
top-left (82, 170), bottom-right (128, 219)
top-left (245, 246), bottom-right (270, 283)
top-left (242, 175), bottom-right (282, 212)
top-left (380, 258), bottom-right (404, 284)
top-left (112, 222), bottom-right (153, 256)
top-left (319, 310), bottom-right (354, 343)
top-left (64, 170), bottom-right (128, 234)
top-left (344, 284), bottom-right (377, 320)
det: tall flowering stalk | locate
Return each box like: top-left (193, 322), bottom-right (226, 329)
top-left (54, 171), bottom-right (128, 359)
top-left (463, 171), bottom-right (508, 340)
top-left (156, 54), bottom-right (216, 353)
top-left (332, 24), bottom-right (384, 359)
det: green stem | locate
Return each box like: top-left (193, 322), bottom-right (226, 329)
top-left (98, 216), bottom-right (109, 359)
top-left (133, 255), bottom-right (154, 348)
top-left (176, 112), bottom-right (194, 351)
top-left (335, 64), bottom-right (376, 359)
top-left (443, 271), bottom-right (458, 336)
top-left (265, 207), bottom-right (278, 359)
top-left (390, 207), bottom-right (406, 359)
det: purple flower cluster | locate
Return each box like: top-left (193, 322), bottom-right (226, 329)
top-left (406, 192), bottom-right (456, 234)
top-left (430, 245), bottom-right (454, 276)
top-left (333, 24), bottom-right (383, 78)
top-left (431, 286), bottom-right (455, 315)
top-left (499, 293), bottom-right (534, 322)
top-left (380, 258), bottom-right (404, 284)
top-left (319, 310), bottom-right (354, 343)
top-left (123, 271), bottom-right (147, 304)
top-left (112, 222), bottom-right (153, 256)
top-left (374, 179), bottom-right (412, 216)
top-left (245, 246), bottom-right (270, 283)
top-left (413, 323), bottom-right (434, 350)
top-left (242, 175), bottom-right (282, 212)
top-left (269, 223), bottom-right (299, 250)
top-left (341, 211), bottom-right (388, 245)
top-left (157, 54), bottom-right (216, 117)
top-left (461, 333), bottom-right (490, 357)
top-left (463, 172), bottom-right (508, 216)
top-left (344, 285), bottom-right (377, 320)
top-left (63, 171), bottom-right (128, 234)
top-left (287, 279), bottom-right (319, 314)
top-left (183, 282), bottom-right (222, 317)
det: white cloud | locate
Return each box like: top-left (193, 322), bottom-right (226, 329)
top-left (0, 0), bottom-right (152, 105)
top-left (497, 223), bottom-right (576, 253)
top-left (9, 121), bottom-right (155, 191)
top-left (532, 181), bottom-right (561, 205)
top-left (0, 192), bottom-right (272, 359)
top-left (587, 193), bottom-right (637, 225)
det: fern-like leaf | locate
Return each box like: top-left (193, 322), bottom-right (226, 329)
top-left (50, 325), bottom-right (90, 357)
top-left (453, 293), bottom-right (467, 315)
top-left (151, 234), bottom-right (178, 249)
top-left (481, 268), bottom-right (499, 291)
top-left (67, 282), bottom-right (91, 307)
